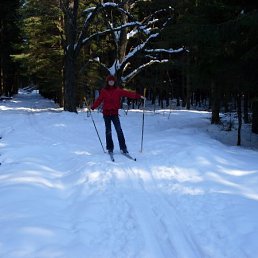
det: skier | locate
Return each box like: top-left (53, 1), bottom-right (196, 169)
top-left (91, 74), bottom-right (145, 154)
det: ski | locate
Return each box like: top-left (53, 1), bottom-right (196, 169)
top-left (108, 152), bottom-right (115, 162)
top-left (107, 152), bottom-right (136, 162)
top-left (121, 153), bottom-right (136, 161)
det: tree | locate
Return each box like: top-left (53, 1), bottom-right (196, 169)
top-left (60, 0), bottom-right (183, 112)
top-left (0, 0), bottom-right (21, 96)
top-left (18, 0), bottom-right (64, 105)
top-left (167, 0), bottom-right (258, 125)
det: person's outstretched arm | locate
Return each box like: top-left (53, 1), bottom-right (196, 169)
top-left (119, 88), bottom-right (143, 99)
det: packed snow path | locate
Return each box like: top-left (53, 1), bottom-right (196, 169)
top-left (0, 90), bottom-right (258, 258)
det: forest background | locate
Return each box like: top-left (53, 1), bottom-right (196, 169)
top-left (1, 0), bottom-right (258, 138)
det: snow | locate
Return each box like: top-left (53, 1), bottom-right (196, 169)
top-left (1, 90), bottom-right (258, 258)
top-left (145, 48), bottom-right (184, 54)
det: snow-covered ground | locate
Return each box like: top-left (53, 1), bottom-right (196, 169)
top-left (0, 90), bottom-right (258, 258)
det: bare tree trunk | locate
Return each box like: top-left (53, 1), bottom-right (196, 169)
top-left (59, 12), bottom-right (65, 107)
top-left (118, 2), bottom-right (128, 63)
top-left (186, 75), bottom-right (191, 109)
top-left (181, 71), bottom-right (186, 107)
top-left (64, 51), bottom-right (77, 112)
top-left (252, 99), bottom-right (258, 134)
top-left (186, 55), bottom-right (191, 110)
top-left (63, 0), bottom-right (79, 112)
top-left (237, 94), bottom-right (242, 146)
top-left (211, 80), bottom-right (220, 124)
top-left (115, 1), bottom-right (128, 83)
top-left (243, 92), bottom-right (249, 123)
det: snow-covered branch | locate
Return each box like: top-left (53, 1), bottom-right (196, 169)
top-left (122, 59), bottom-right (169, 83)
top-left (101, 5), bottom-right (178, 80)
top-left (145, 48), bottom-right (185, 54)
top-left (116, 33), bottom-right (159, 73)
top-left (78, 57), bottom-right (108, 75)
top-left (81, 21), bottom-right (143, 46)
top-left (75, 2), bottom-right (148, 55)
top-left (142, 9), bottom-right (170, 27)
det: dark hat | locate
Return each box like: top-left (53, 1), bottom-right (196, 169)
top-left (106, 75), bottom-right (116, 82)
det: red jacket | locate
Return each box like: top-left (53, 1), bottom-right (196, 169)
top-left (92, 86), bottom-right (141, 115)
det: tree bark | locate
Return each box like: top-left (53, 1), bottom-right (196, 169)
top-left (63, 0), bottom-right (79, 112)
top-left (237, 94), bottom-right (242, 146)
top-left (186, 68), bottom-right (191, 110)
top-left (118, 2), bottom-right (128, 63)
top-left (243, 92), bottom-right (249, 123)
top-left (182, 54), bottom-right (191, 109)
top-left (211, 80), bottom-right (220, 124)
top-left (252, 99), bottom-right (258, 134)
top-left (64, 50), bottom-right (77, 112)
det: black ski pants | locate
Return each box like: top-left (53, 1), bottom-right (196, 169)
top-left (103, 115), bottom-right (127, 152)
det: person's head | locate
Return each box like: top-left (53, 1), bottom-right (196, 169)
top-left (106, 75), bottom-right (116, 87)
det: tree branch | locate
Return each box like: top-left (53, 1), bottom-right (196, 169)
top-left (122, 59), bottom-right (169, 83)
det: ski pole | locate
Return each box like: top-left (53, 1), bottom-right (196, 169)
top-left (84, 97), bottom-right (106, 153)
top-left (140, 88), bottom-right (146, 153)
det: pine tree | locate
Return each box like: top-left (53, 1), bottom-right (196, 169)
top-left (19, 0), bottom-right (64, 105)
top-left (166, 0), bottom-right (258, 124)
top-left (0, 0), bottom-right (21, 96)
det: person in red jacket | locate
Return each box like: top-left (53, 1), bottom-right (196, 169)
top-left (91, 74), bottom-right (144, 154)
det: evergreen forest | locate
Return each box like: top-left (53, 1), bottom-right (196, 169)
top-left (1, 0), bottom-right (258, 136)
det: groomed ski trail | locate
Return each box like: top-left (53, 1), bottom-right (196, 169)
top-left (111, 163), bottom-right (204, 258)
top-left (2, 91), bottom-right (258, 258)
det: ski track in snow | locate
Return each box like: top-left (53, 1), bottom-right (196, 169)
top-left (120, 164), bottom-right (203, 258)
top-left (1, 91), bottom-right (258, 258)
